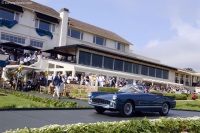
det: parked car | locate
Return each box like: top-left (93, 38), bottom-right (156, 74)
top-left (88, 84), bottom-right (176, 117)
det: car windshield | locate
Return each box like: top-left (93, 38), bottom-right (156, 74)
top-left (119, 84), bottom-right (145, 93)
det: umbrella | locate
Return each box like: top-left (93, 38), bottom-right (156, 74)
top-left (0, 42), bottom-right (24, 48)
top-left (22, 45), bottom-right (40, 51)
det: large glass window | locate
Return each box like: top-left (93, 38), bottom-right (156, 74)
top-left (39, 20), bottom-right (51, 31)
top-left (156, 68), bottom-right (162, 78)
top-left (1, 33), bottom-right (25, 44)
top-left (133, 63), bottom-right (140, 74)
top-left (0, 8), bottom-right (14, 21)
top-left (92, 54), bottom-right (103, 68)
top-left (68, 28), bottom-right (83, 40)
top-left (30, 40), bottom-right (43, 48)
top-left (103, 56), bottom-right (113, 69)
top-left (149, 67), bottom-right (156, 77)
top-left (163, 70), bottom-right (169, 79)
top-left (93, 36), bottom-right (106, 45)
top-left (141, 65), bottom-right (148, 76)
top-left (114, 59), bottom-right (123, 71)
top-left (115, 42), bottom-right (125, 51)
top-left (78, 51), bottom-right (91, 65)
top-left (124, 61), bottom-right (132, 73)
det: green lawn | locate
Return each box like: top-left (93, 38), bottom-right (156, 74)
top-left (175, 100), bottom-right (200, 111)
top-left (0, 93), bottom-right (47, 108)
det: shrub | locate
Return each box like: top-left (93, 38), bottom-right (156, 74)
top-left (5, 117), bottom-right (200, 133)
top-left (151, 91), bottom-right (187, 100)
top-left (98, 87), bottom-right (119, 93)
top-left (0, 89), bottom-right (84, 108)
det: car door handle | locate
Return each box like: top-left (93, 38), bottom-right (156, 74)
top-left (156, 97), bottom-right (160, 99)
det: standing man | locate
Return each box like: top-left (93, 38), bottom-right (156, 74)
top-left (52, 72), bottom-right (62, 99)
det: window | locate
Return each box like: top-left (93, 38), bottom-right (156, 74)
top-left (92, 54), bottom-right (103, 68)
top-left (78, 51), bottom-right (91, 66)
top-left (115, 42), bottom-right (125, 51)
top-left (124, 61), bottom-right (132, 73)
top-left (1, 33), bottom-right (25, 44)
top-left (39, 20), bottom-right (50, 31)
top-left (163, 70), bottom-right (169, 79)
top-left (56, 65), bottom-right (64, 68)
top-left (0, 8), bottom-right (14, 21)
top-left (133, 63), bottom-right (140, 74)
top-left (156, 68), bottom-right (162, 78)
top-left (114, 59), bottom-right (123, 71)
top-left (30, 40), bottom-right (43, 48)
top-left (35, 19), bottom-right (55, 32)
top-left (68, 28), bottom-right (83, 40)
top-left (141, 65), bottom-right (148, 76)
top-left (93, 36), bottom-right (106, 45)
top-left (103, 56), bottom-right (114, 70)
top-left (48, 63), bottom-right (55, 68)
top-left (149, 67), bottom-right (156, 77)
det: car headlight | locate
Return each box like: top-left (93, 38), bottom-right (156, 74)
top-left (88, 92), bottom-right (92, 97)
top-left (113, 95), bottom-right (117, 100)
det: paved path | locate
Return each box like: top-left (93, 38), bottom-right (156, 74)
top-left (1, 109), bottom-right (200, 132)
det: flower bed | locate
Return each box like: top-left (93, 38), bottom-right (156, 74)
top-left (5, 117), bottom-right (200, 133)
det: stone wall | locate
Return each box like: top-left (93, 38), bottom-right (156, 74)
top-left (64, 84), bottom-right (98, 93)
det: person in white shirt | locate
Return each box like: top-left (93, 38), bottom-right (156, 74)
top-left (67, 74), bottom-right (72, 84)
top-left (98, 74), bottom-right (105, 87)
top-left (23, 56), bottom-right (28, 65)
top-left (47, 73), bottom-right (53, 86)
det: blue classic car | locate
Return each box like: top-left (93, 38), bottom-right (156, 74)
top-left (88, 84), bottom-right (176, 117)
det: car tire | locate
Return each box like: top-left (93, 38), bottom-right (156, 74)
top-left (95, 106), bottom-right (106, 114)
top-left (159, 102), bottom-right (169, 116)
top-left (120, 100), bottom-right (134, 117)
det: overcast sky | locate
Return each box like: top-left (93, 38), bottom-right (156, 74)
top-left (33, 0), bottom-right (200, 72)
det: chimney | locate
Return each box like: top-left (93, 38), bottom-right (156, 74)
top-left (59, 8), bottom-right (69, 47)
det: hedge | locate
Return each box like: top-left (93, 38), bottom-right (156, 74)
top-left (98, 87), bottom-right (119, 93)
top-left (150, 91), bottom-right (187, 100)
top-left (5, 117), bottom-right (200, 133)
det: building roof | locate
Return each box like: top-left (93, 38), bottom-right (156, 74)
top-left (4, 0), bottom-right (132, 45)
top-left (69, 17), bottom-right (133, 45)
top-left (5, 0), bottom-right (60, 19)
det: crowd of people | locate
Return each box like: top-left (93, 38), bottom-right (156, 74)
top-left (0, 46), bottom-right (40, 66)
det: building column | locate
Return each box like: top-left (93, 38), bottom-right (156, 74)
top-left (59, 8), bottom-right (69, 47)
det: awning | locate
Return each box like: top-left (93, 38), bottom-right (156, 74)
top-left (35, 12), bottom-right (59, 24)
top-left (43, 48), bottom-right (74, 56)
top-left (23, 45), bottom-right (41, 51)
top-left (0, 42), bottom-right (24, 48)
top-left (0, 0), bottom-right (23, 13)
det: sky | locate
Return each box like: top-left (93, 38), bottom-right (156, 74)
top-left (33, 0), bottom-right (200, 72)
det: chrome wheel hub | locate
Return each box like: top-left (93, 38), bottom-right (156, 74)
top-left (124, 103), bottom-right (132, 115)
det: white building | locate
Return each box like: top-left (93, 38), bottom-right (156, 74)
top-left (0, 0), bottom-right (200, 93)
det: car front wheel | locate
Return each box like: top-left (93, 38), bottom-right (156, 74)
top-left (120, 100), bottom-right (134, 117)
top-left (95, 106), bottom-right (106, 114)
top-left (159, 102), bottom-right (169, 116)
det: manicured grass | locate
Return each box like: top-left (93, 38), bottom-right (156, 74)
top-left (0, 93), bottom-right (47, 108)
top-left (175, 100), bottom-right (200, 111)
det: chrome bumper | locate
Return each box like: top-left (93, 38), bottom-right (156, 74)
top-left (88, 99), bottom-right (116, 109)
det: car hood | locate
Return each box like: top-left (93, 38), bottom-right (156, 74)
top-left (95, 94), bottom-right (115, 101)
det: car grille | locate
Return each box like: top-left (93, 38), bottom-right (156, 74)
top-left (92, 98), bottom-right (110, 105)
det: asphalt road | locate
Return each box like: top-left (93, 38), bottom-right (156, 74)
top-left (1, 109), bottom-right (200, 132)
